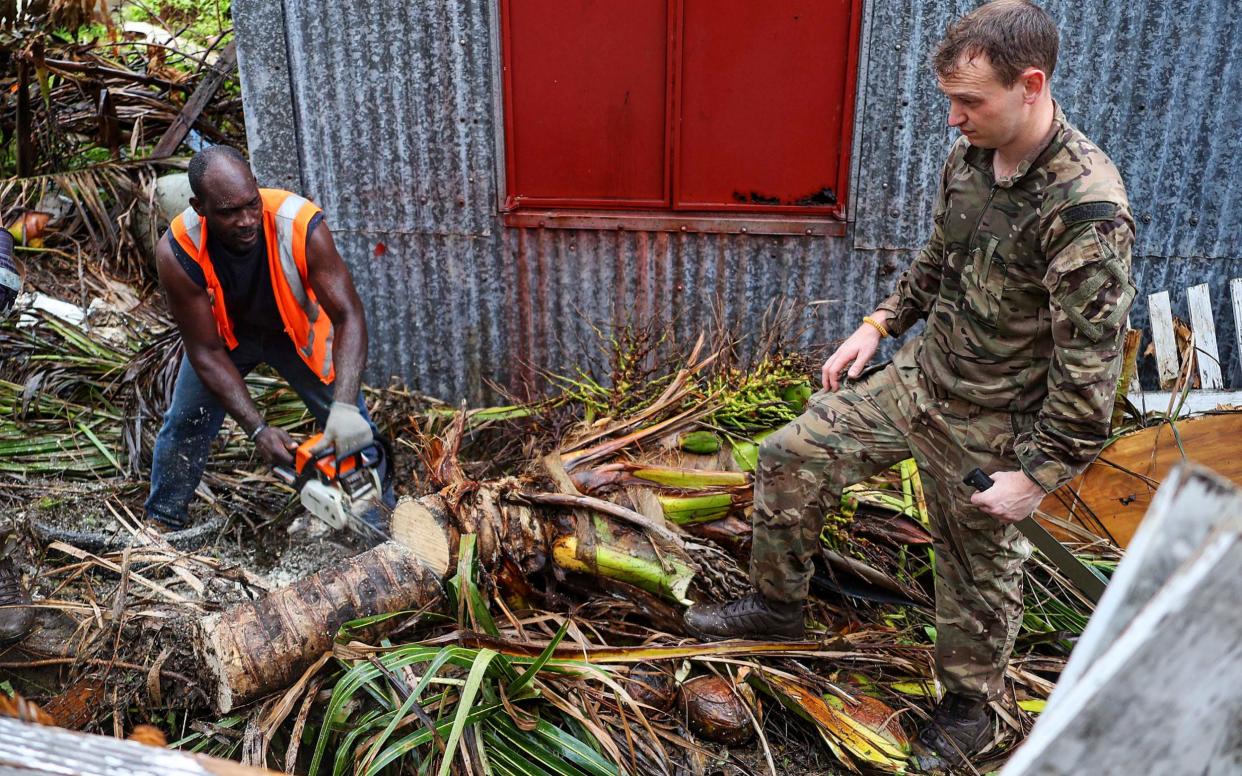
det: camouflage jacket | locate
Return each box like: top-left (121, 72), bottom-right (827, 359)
top-left (877, 105), bottom-right (1136, 492)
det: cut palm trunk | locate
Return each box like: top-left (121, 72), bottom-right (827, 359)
top-left (196, 444), bottom-right (948, 714)
top-left (200, 484), bottom-right (711, 712)
top-left (199, 542), bottom-right (443, 713)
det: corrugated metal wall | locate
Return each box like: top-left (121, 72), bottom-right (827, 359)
top-left (234, 0), bottom-right (1241, 402)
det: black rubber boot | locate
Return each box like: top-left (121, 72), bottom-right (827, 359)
top-left (683, 592), bottom-right (805, 641)
top-left (0, 537), bottom-right (34, 644)
top-left (910, 692), bottom-right (993, 772)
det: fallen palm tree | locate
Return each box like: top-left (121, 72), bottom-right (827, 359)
top-left (172, 329), bottom-right (1089, 774)
top-left (2, 316), bottom-right (1105, 774)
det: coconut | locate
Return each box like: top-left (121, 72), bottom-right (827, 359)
top-left (626, 665), bottom-right (678, 712)
top-left (679, 674), bottom-right (754, 745)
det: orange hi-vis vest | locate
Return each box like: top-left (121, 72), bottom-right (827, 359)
top-left (169, 189), bottom-right (335, 384)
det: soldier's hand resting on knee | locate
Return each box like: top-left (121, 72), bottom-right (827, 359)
top-left (969, 470), bottom-right (1046, 524)
top-left (822, 311), bottom-right (892, 391)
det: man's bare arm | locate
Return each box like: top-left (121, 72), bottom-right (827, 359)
top-left (156, 236), bottom-right (294, 465)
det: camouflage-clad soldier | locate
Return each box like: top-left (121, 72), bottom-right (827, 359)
top-left (684, 0), bottom-right (1134, 768)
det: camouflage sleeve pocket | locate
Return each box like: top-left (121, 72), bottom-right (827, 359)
top-left (1054, 228), bottom-right (1135, 342)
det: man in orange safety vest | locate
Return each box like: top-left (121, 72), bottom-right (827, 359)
top-left (146, 145), bottom-right (392, 531)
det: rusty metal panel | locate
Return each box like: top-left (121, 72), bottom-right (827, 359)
top-left (234, 0), bottom-right (1241, 401)
top-left (332, 223), bottom-right (878, 402)
top-left (850, 0), bottom-right (963, 252)
top-left (233, 0), bottom-right (885, 402)
top-left (277, 0), bottom-right (501, 237)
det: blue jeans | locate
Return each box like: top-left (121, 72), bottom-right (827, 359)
top-left (145, 332), bottom-right (394, 529)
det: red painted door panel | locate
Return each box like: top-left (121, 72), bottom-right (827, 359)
top-left (503, 0), bottom-right (670, 207)
top-left (674, 0), bottom-right (854, 212)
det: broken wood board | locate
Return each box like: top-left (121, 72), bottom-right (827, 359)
top-left (1003, 464), bottom-right (1242, 775)
top-left (0, 717), bottom-right (279, 775)
top-left (151, 40), bottom-right (238, 158)
top-left (1038, 411), bottom-right (1242, 547)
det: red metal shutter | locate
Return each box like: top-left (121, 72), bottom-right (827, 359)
top-left (501, 0), bottom-right (671, 209)
top-left (673, 0), bottom-right (858, 213)
top-left (500, 0), bottom-right (861, 219)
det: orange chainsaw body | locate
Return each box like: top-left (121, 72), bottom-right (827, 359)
top-left (280, 433), bottom-right (383, 531)
top-left (295, 433), bottom-right (358, 481)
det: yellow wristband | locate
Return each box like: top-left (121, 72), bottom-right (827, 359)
top-left (862, 316), bottom-right (889, 339)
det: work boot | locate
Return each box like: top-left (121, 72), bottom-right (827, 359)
top-left (910, 692), bottom-right (993, 772)
top-left (683, 592), bottom-right (805, 640)
top-left (0, 545), bottom-right (34, 644)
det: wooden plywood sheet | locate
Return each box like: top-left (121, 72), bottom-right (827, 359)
top-left (1038, 412), bottom-right (1242, 547)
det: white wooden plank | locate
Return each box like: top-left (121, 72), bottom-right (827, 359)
top-left (0, 716), bottom-right (272, 774)
top-left (1013, 465), bottom-right (1242, 772)
top-left (1231, 278), bottom-right (1242, 384)
top-left (1148, 291), bottom-right (1179, 390)
top-left (1187, 283), bottom-right (1223, 390)
top-left (1130, 390), bottom-right (1242, 416)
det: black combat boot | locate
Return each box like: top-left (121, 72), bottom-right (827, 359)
top-left (683, 592), bottom-right (805, 640)
top-left (0, 547), bottom-right (34, 644)
top-left (910, 692), bottom-right (993, 772)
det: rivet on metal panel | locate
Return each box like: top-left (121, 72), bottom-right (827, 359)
top-left (805, 228), bottom-right (813, 235)
top-left (680, 226), bottom-right (688, 231)
top-left (740, 227), bottom-right (748, 233)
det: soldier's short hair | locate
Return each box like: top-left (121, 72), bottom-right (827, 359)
top-left (933, 0), bottom-right (1059, 87)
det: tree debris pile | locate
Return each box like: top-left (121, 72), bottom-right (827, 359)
top-left (2, 0), bottom-right (244, 295)
top-left (0, 303), bottom-right (1113, 774)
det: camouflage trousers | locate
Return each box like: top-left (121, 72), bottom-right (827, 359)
top-left (750, 345), bottom-right (1032, 700)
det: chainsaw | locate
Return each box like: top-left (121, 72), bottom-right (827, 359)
top-left (273, 433), bottom-right (388, 537)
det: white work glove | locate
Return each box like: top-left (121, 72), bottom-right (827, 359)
top-left (313, 401), bottom-right (374, 457)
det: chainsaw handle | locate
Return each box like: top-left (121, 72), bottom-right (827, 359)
top-left (310, 442), bottom-right (382, 468)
